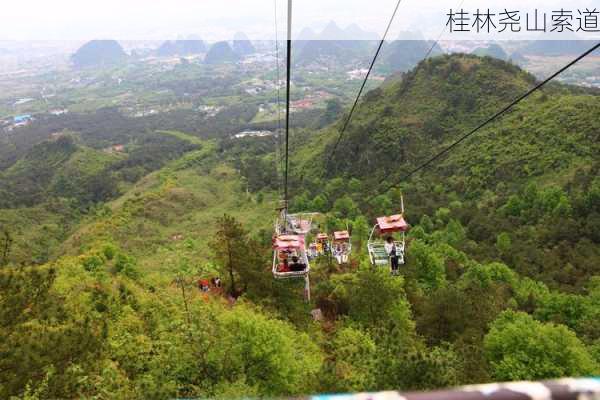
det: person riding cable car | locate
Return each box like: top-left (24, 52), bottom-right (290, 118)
top-left (368, 212), bottom-right (409, 270)
top-left (308, 242), bottom-right (318, 259)
top-left (315, 233), bottom-right (329, 256)
top-left (289, 256), bottom-right (306, 272)
top-left (332, 230), bottom-right (351, 264)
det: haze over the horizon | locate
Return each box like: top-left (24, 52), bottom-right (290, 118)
top-left (1, 0), bottom-right (599, 41)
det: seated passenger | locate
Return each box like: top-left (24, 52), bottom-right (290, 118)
top-left (279, 259), bottom-right (290, 272)
top-left (290, 256), bottom-right (306, 272)
top-left (199, 279), bottom-right (210, 292)
top-left (335, 244), bottom-right (342, 255)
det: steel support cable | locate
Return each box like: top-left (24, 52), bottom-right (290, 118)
top-left (283, 0), bottom-right (292, 209)
top-left (372, 41), bottom-right (600, 199)
top-left (326, 0), bottom-right (404, 169)
top-left (274, 0), bottom-right (284, 197)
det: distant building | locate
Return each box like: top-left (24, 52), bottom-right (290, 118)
top-left (347, 68), bottom-right (369, 80)
top-left (245, 87), bottom-right (264, 95)
top-left (133, 109), bottom-right (158, 118)
top-left (290, 99), bottom-right (315, 111)
top-left (13, 114), bottom-right (32, 123)
top-left (198, 105), bottom-right (223, 118)
top-left (13, 98), bottom-right (34, 106)
top-left (233, 130), bottom-right (273, 139)
top-left (104, 144), bottom-right (125, 153)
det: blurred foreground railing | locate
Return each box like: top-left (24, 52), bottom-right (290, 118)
top-left (310, 378), bottom-right (600, 400)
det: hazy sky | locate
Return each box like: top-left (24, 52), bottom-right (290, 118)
top-left (1, 0), bottom-right (599, 41)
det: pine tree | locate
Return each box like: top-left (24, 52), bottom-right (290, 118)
top-left (210, 214), bottom-right (259, 297)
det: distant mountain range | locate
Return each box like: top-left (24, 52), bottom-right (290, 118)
top-left (381, 38), bottom-right (444, 72)
top-left (297, 21), bottom-right (378, 42)
top-left (519, 40), bottom-right (599, 56)
top-left (233, 32), bottom-right (256, 56)
top-left (472, 43), bottom-right (509, 61)
top-left (296, 21), bottom-right (379, 65)
top-left (157, 40), bottom-right (207, 57)
top-left (71, 40), bottom-right (127, 68)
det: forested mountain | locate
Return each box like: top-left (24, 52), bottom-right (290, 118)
top-left (297, 54), bottom-right (600, 291)
top-left (1, 54), bottom-right (599, 398)
top-left (205, 41), bottom-right (240, 64)
top-left (71, 40), bottom-right (127, 68)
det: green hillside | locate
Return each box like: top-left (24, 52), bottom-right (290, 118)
top-left (0, 131), bottom-right (202, 265)
top-left (289, 54), bottom-right (600, 291)
top-left (1, 54), bottom-right (599, 398)
top-left (59, 141), bottom-right (276, 279)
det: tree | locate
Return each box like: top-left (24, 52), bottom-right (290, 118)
top-left (210, 214), bottom-right (256, 297)
top-left (408, 240), bottom-right (447, 291)
top-left (388, 344), bottom-right (462, 391)
top-left (1, 227), bottom-right (13, 266)
top-left (0, 265), bottom-right (103, 398)
top-left (311, 194), bottom-right (328, 213)
top-left (369, 194), bottom-right (393, 218)
top-left (201, 303), bottom-right (323, 396)
top-left (333, 196), bottom-right (359, 219)
top-left (324, 327), bottom-right (378, 392)
top-left (484, 310), bottom-right (598, 381)
top-left (441, 219), bottom-right (466, 247)
top-left (331, 267), bottom-right (410, 327)
top-left (319, 99), bottom-right (343, 127)
top-left (495, 232), bottom-right (511, 255)
top-left (458, 262), bottom-right (517, 290)
top-left (352, 215), bottom-right (370, 250)
top-left (419, 215), bottom-right (434, 233)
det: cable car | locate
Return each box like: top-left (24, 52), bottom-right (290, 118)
top-left (315, 233), bottom-right (329, 255)
top-left (272, 234), bottom-right (310, 279)
top-left (367, 214), bottom-right (409, 267)
top-left (332, 230), bottom-right (351, 264)
top-left (285, 213), bottom-right (315, 235)
top-left (272, 234), bottom-right (311, 301)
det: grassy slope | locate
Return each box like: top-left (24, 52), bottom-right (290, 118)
top-left (59, 141), bottom-right (277, 282)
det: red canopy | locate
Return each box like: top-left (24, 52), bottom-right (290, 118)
top-left (377, 214), bottom-right (409, 233)
top-left (316, 233), bottom-right (329, 240)
top-left (334, 231), bottom-right (350, 240)
top-left (273, 235), bottom-right (305, 250)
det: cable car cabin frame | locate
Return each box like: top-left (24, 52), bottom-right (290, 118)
top-left (332, 230), bottom-right (351, 264)
top-left (285, 212), bottom-right (316, 235)
top-left (367, 214), bottom-right (409, 267)
top-left (272, 235), bottom-right (311, 279)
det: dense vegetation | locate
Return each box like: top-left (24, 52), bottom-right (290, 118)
top-left (1, 54), bottom-right (599, 399)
